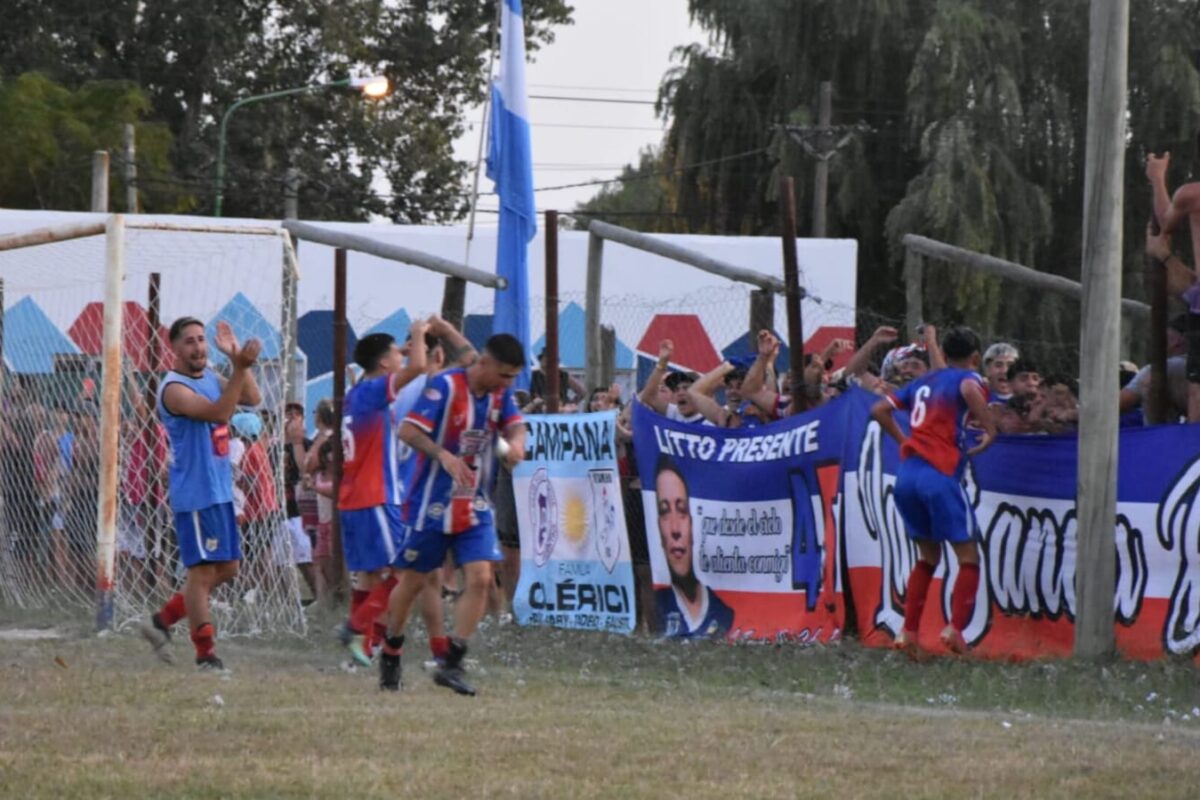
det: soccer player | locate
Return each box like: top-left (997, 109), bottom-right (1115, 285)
top-left (378, 333), bottom-right (527, 695)
top-left (335, 322), bottom-right (428, 664)
top-left (870, 326), bottom-right (996, 657)
top-left (138, 318), bottom-right (261, 671)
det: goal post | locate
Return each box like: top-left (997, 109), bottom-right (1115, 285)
top-left (0, 214), bottom-right (305, 637)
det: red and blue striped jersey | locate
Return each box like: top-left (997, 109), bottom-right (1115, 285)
top-left (402, 368), bottom-right (523, 534)
top-left (339, 375), bottom-right (402, 510)
top-left (887, 367), bottom-right (986, 477)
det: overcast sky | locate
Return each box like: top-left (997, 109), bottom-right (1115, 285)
top-left (453, 0), bottom-right (702, 222)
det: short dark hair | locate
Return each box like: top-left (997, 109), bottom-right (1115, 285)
top-left (724, 368), bottom-right (747, 385)
top-left (664, 371), bottom-right (697, 391)
top-left (485, 334), bottom-right (526, 368)
top-left (406, 331), bottom-right (441, 351)
top-left (285, 402), bottom-right (304, 417)
top-left (354, 333), bottom-right (396, 371)
top-left (1007, 358), bottom-right (1039, 382)
top-left (941, 327), bottom-right (982, 361)
top-left (315, 398), bottom-right (336, 428)
top-left (168, 316), bottom-right (204, 342)
top-left (654, 455), bottom-right (688, 495)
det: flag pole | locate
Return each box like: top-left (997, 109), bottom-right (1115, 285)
top-left (464, 0), bottom-right (503, 267)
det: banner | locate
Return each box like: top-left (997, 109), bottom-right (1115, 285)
top-left (632, 402), bottom-right (845, 641)
top-left (635, 388), bottom-right (1200, 660)
top-left (513, 411), bottom-right (635, 633)
top-left (839, 389), bottom-right (1200, 661)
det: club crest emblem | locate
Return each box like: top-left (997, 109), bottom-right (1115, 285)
top-left (589, 468), bottom-right (621, 573)
top-left (528, 467), bottom-right (559, 567)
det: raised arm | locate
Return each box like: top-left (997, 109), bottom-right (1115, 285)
top-left (920, 325), bottom-right (946, 371)
top-left (164, 336), bottom-right (262, 424)
top-left (1147, 152), bottom-right (1182, 234)
top-left (742, 330), bottom-right (782, 417)
top-left (686, 372), bottom-right (733, 427)
top-left (844, 326), bottom-right (898, 377)
top-left (428, 314), bottom-right (477, 367)
top-left (213, 321), bottom-right (262, 407)
top-left (390, 319), bottom-right (429, 395)
top-left (638, 339), bottom-right (673, 414)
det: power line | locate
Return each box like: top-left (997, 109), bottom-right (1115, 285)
top-left (531, 147), bottom-right (769, 193)
top-left (529, 94), bottom-right (657, 107)
top-left (528, 83), bottom-right (658, 94)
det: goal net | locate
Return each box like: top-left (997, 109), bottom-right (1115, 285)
top-left (0, 215), bottom-right (306, 637)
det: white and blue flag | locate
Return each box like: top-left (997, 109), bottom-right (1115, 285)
top-left (487, 0), bottom-right (537, 388)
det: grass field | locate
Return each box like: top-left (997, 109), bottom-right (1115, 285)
top-left (2, 605), bottom-right (1199, 799)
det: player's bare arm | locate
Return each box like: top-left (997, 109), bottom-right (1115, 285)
top-left (742, 330), bottom-right (781, 416)
top-left (638, 339), bottom-right (673, 414)
top-left (214, 321), bottom-right (262, 406)
top-left (399, 420), bottom-right (474, 488)
top-left (869, 397), bottom-right (907, 447)
top-left (164, 336), bottom-right (262, 423)
top-left (688, 362), bottom-right (735, 426)
top-left (428, 314), bottom-right (478, 367)
top-left (390, 319), bottom-right (429, 395)
top-left (501, 420), bottom-right (527, 468)
top-left (962, 379), bottom-right (997, 456)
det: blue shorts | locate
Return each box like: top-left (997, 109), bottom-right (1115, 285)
top-left (893, 456), bottom-right (977, 544)
top-left (340, 505), bottom-right (403, 572)
top-left (393, 522), bottom-right (502, 573)
top-left (174, 502), bottom-right (241, 568)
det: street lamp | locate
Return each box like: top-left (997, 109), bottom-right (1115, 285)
top-left (213, 75), bottom-right (391, 217)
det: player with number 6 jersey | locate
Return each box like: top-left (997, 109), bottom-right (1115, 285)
top-left (870, 326), bottom-right (996, 659)
top-left (333, 322), bottom-right (428, 665)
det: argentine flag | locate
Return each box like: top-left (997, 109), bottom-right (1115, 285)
top-left (488, 0), bottom-right (537, 388)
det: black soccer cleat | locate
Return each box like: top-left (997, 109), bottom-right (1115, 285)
top-left (433, 637), bottom-right (476, 696)
top-left (196, 654), bottom-right (227, 672)
top-left (379, 653), bottom-right (402, 691)
top-left (433, 665), bottom-right (476, 696)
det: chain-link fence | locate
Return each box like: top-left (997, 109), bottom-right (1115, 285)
top-left (0, 221), bottom-right (306, 636)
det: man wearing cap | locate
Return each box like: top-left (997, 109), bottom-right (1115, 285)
top-left (139, 318), bottom-right (261, 671)
top-left (638, 340), bottom-right (706, 424)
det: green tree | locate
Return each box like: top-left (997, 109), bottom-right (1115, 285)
top-left (0, 73), bottom-right (185, 212)
top-left (571, 146), bottom-right (679, 231)
top-left (0, 0), bottom-right (573, 221)
top-left (586, 0), bottom-right (1200, 366)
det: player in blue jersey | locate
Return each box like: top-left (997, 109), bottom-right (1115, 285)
top-left (870, 326), bottom-right (996, 658)
top-left (138, 318), bottom-right (261, 671)
top-left (338, 316), bottom-right (478, 665)
top-left (653, 457), bottom-right (735, 638)
top-left (377, 333), bottom-right (527, 694)
top-left (335, 322), bottom-right (428, 663)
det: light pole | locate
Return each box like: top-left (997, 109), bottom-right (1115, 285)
top-left (213, 75), bottom-right (389, 217)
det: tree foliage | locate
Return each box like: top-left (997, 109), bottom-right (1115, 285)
top-left (584, 0), bottom-right (1200, 354)
top-left (0, 0), bottom-right (573, 220)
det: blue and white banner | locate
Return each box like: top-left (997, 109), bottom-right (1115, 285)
top-left (488, 0), bottom-right (537, 389)
top-left (513, 412), bottom-right (635, 633)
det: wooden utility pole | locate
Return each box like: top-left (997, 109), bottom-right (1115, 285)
top-left (779, 177), bottom-right (806, 412)
top-left (812, 81), bottom-right (832, 238)
top-left (91, 151), bottom-right (110, 212)
top-left (123, 125), bottom-right (137, 213)
top-left (1075, 0), bottom-right (1128, 661)
top-left (329, 248), bottom-right (349, 602)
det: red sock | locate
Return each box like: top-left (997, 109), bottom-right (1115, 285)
top-left (158, 592), bottom-right (187, 628)
top-left (350, 577), bottom-right (398, 634)
top-left (430, 636), bottom-right (450, 661)
top-left (950, 563), bottom-right (981, 632)
top-left (190, 622), bottom-right (216, 660)
top-left (902, 561), bottom-right (936, 634)
top-left (350, 589), bottom-right (369, 619)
